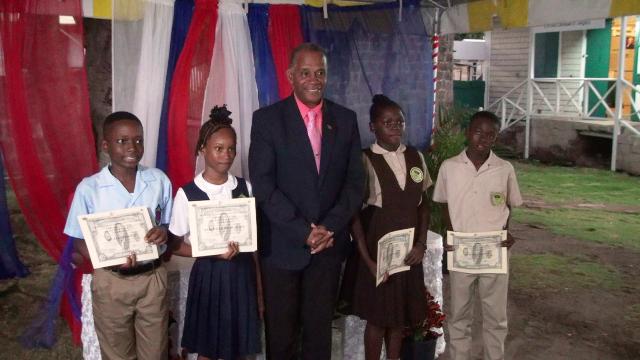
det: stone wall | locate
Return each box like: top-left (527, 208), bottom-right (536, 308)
top-left (436, 34), bottom-right (455, 109)
top-left (617, 131), bottom-right (640, 175)
top-left (498, 116), bottom-right (640, 175)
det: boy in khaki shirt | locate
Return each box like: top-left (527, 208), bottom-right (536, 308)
top-left (433, 111), bottom-right (523, 360)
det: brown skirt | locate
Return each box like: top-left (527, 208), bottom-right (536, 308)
top-left (344, 208), bottom-right (427, 328)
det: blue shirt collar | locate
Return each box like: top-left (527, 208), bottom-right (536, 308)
top-left (95, 165), bottom-right (157, 188)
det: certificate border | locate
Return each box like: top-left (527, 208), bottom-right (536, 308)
top-left (78, 206), bottom-right (158, 269)
top-left (187, 197), bottom-right (258, 257)
top-left (446, 230), bottom-right (508, 274)
top-left (376, 227), bottom-right (415, 286)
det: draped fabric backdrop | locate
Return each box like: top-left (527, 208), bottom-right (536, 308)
top-left (0, 0), bottom-right (97, 346)
top-left (199, 0), bottom-right (259, 178)
top-left (167, 0), bottom-right (218, 190)
top-left (267, 5), bottom-right (304, 99)
top-left (301, 1), bottom-right (433, 148)
top-left (112, 0), bottom-right (175, 167)
top-left (247, 4), bottom-right (279, 108)
top-left (0, 0), bottom-right (98, 261)
top-left (20, 237), bottom-right (83, 348)
top-left (156, 0), bottom-right (195, 172)
top-left (0, 152), bottom-right (29, 279)
top-left (1, 0), bottom-right (435, 349)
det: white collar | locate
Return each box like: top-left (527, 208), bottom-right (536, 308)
top-left (194, 172), bottom-right (237, 193)
top-left (371, 142), bottom-right (406, 155)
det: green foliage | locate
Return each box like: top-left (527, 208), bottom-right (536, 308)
top-left (454, 32), bottom-right (485, 41)
top-left (510, 253), bottom-right (622, 291)
top-left (425, 106), bottom-right (472, 237)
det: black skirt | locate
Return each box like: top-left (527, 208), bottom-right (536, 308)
top-left (181, 253), bottom-right (261, 359)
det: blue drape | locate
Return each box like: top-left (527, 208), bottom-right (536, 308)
top-left (300, 1), bottom-right (433, 149)
top-left (248, 4), bottom-right (280, 108)
top-left (156, 0), bottom-right (195, 171)
top-left (20, 237), bottom-right (78, 348)
top-left (0, 153), bottom-right (29, 279)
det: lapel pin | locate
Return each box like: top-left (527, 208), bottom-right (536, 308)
top-left (327, 124), bottom-right (333, 130)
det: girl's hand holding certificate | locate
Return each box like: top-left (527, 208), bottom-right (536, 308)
top-left (144, 226), bottom-right (168, 246)
top-left (217, 241), bottom-right (240, 260)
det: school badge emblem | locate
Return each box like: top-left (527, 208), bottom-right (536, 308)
top-left (409, 167), bottom-right (424, 183)
top-left (491, 192), bottom-right (506, 206)
top-left (154, 205), bottom-right (162, 226)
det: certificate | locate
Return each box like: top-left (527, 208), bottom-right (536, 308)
top-left (376, 227), bottom-right (415, 286)
top-left (78, 206), bottom-right (158, 269)
top-left (447, 230), bottom-right (508, 274)
top-left (187, 197), bottom-right (257, 257)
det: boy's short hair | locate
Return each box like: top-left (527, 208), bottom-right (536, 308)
top-left (103, 111), bottom-right (142, 136)
top-left (288, 43), bottom-right (327, 68)
top-left (469, 111), bottom-right (500, 129)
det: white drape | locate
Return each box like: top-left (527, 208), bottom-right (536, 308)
top-left (198, 0), bottom-right (259, 179)
top-left (81, 274), bottom-right (102, 360)
top-left (112, 0), bottom-right (174, 167)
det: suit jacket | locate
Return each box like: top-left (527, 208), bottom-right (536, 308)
top-left (249, 95), bottom-right (365, 270)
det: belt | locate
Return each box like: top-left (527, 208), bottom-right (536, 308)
top-left (109, 258), bottom-right (162, 276)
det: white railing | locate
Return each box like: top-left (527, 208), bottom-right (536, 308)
top-left (486, 77), bottom-right (640, 168)
top-left (487, 78), bottom-right (640, 130)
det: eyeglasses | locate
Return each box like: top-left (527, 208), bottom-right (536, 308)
top-left (382, 120), bottom-right (405, 129)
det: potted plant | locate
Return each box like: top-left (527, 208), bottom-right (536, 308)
top-left (426, 105), bottom-right (470, 239)
top-left (401, 290), bottom-right (446, 360)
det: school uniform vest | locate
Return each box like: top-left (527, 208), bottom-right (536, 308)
top-left (180, 176), bottom-right (252, 264)
top-left (182, 177), bottom-right (249, 201)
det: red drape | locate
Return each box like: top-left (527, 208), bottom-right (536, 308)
top-left (167, 0), bottom-right (218, 190)
top-left (0, 1), bottom-right (97, 261)
top-left (268, 5), bottom-right (304, 100)
top-left (0, 1), bottom-right (97, 343)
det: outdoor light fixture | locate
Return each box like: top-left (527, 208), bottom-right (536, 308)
top-left (58, 15), bottom-right (76, 25)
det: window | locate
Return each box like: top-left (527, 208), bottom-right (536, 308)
top-left (534, 32), bottom-right (559, 78)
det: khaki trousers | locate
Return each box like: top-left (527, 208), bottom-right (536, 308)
top-left (91, 265), bottom-right (168, 360)
top-left (448, 271), bottom-right (509, 360)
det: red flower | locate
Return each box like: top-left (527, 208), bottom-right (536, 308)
top-left (405, 290), bottom-right (446, 341)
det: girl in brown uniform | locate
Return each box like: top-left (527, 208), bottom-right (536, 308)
top-left (349, 95), bottom-right (433, 360)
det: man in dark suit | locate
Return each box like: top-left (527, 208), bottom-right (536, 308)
top-left (249, 43), bottom-right (365, 359)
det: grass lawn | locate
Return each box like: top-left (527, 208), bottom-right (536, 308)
top-left (509, 161), bottom-right (639, 294)
top-left (514, 161), bottom-right (640, 207)
top-left (513, 208), bottom-right (640, 250)
top-left (512, 161), bottom-right (640, 251)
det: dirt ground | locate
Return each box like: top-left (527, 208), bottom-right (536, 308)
top-left (1, 220), bottom-right (639, 359)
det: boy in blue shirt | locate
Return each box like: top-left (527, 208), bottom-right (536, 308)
top-left (64, 111), bottom-right (173, 360)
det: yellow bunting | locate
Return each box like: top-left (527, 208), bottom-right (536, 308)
top-left (497, 0), bottom-right (528, 29)
top-left (610, 0), bottom-right (640, 18)
top-left (113, 0), bottom-right (144, 21)
top-left (468, 0), bottom-right (496, 33)
top-left (93, 0), bottom-right (112, 19)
